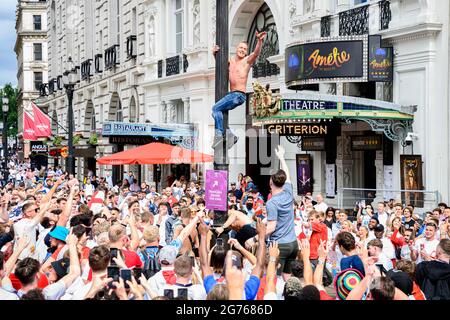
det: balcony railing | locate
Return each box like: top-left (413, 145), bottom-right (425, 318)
top-left (157, 54), bottom-right (189, 78)
top-left (48, 78), bottom-right (56, 95)
top-left (81, 59), bottom-right (93, 80)
top-left (95, 54), bottom-right (103, 73)
top-left (379, 0), bottom-right (392, 30)
top-left (126, 35), bottom-right (137, 60)
top-left (339, 5), bottom-right (369, 36)
top-left (105, 45), bottom-right (120, 70)
top-left (57, 75), bottom-right (63, 90)
top-left (39, 83), bottom-right (49, 96)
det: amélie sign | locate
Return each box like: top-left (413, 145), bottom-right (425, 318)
top-left (286, 37), bottom-right (367, 87)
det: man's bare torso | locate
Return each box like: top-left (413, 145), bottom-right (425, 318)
top-left (230, 210), bottom-right (254, 231)
top-left (229, 57), bottom-right (251, 92)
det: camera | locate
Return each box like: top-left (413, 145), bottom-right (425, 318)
top-left (405, 132), bottom-right (419, 146)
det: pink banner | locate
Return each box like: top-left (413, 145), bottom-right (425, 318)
top-left (205, 170), bottom-right (228, 212)
top-left (23, 111), bottom-right (37, 140)
top-left (31, 102), bottom-right (52, 137)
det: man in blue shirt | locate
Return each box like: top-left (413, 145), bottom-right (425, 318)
top-left (265, 145), bottom-right (298, 281)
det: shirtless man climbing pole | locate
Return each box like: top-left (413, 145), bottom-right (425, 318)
top-left (211, 31), bottom-right (267, 149)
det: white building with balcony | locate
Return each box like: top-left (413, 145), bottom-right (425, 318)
top-left (15, 0), bottom-right (48, 159)
top-left (36, 0), bottom-right (450, 210)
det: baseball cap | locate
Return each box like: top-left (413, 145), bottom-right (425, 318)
top-left (386, 270), bottom-right (413, 295)
top-left (51, 257), bottom-right (70, 280)
top-left (159, 245), bottom-right (178, 265)
top-left (49, 226), bottom-right (69, 242)
top-left (334, 268), bottom-right (364, 300)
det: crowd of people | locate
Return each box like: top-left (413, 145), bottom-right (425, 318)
top-left (0, 146), bottom-right (449, 301)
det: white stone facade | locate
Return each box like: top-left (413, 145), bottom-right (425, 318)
top-left (15, 0), bottom-right (49, 148)
top-left (36, 0), bottom-right (450, 208)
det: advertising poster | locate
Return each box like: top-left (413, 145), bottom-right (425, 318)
top-left (205, 170), bottom-right (228, 212)
top-left (286, 40), bottom-right (365, 85)
top-left (326, 164), bottom-right (336, 198)
top-left (400, 155), bottom-right (424, 208)
top-left (368, 35), bottom-right (394, 82)
top-left (296, 154), bottom-right (312, 195)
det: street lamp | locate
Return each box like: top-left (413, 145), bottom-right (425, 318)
top-left (2, 96), bottom-right (9, 184)
top-left (62, 57), bottom-right (78, 175)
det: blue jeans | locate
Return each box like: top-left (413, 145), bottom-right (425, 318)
top-left (212, 91), bottom-right (247, 135)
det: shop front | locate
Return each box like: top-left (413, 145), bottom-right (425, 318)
top-left (101, 122), bottom-right (198, 189)
top-left (251, 35), bottom-right (417, 208)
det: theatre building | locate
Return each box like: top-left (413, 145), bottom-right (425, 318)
top-left (228, 0), bottom-right (449, 212)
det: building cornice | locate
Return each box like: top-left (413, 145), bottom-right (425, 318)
top-left (379, 22), bottom-right (442, 44)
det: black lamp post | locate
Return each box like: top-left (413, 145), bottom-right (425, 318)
top-left (2, 96), bottom-right (9, 184)
top-left (62, 57), bottom-right (77, 175)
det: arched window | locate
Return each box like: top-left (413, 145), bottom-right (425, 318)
top-left (247, 3), bottom-right (280, 78)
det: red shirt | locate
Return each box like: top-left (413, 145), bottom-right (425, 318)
top-left (122, 249), bottom-right (143, 268)
top-left (309, 222), bottom-right (328, 260)
top-left (320, 290), bottom-right (334, 300)
top-left (167, 196), bottom-right (178, 207)
top-left (256, 275), bottom-right (277, 300)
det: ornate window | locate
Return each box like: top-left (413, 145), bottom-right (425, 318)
top-left (339, 5), bottom-right (369, 36)
top-left (247, 3), bottom-right (280, 79)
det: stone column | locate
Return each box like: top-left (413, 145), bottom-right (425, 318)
top-left (183, 97), bottom-right (190, 124)
top-left (373, 150), bottom-right (385, 203)
top-left (160, 101), bottom-right (167, 123)
top-left (336, 134), bottom-right (354, 208)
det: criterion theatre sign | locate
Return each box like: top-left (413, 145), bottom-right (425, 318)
top-left (267, 124), bottom-right (328, 136)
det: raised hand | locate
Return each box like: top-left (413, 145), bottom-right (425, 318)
top-left (255, 218), bottom-right (266, 237)
top-left (318, 240), bottom-right (328, 261)
top-left (256, 31), bottom-right (267, 41)
top-left (198, 219), bottom-right (210, 236)
top-left (274, 145), bottom-right (285, 160)
top-left (16, 235), bottom-right (30, 252)
top-left (300, 239), bottom-right (310, 260)
top-left (228, 238), bottom-right (241, 250)
top-left (212, 45), bottom-right (220, 56)
top-left (268, 241), bottom-right (280, 259)
top-left (225, 250), bottom-right (246, 299)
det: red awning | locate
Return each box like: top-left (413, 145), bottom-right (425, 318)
top-left (97, 142), bottom-right (213, 165)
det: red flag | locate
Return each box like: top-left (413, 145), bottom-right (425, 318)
top-left (31, 102), bottom-right (52, 137)
top-left (23, 111), bottom-right (37, 140)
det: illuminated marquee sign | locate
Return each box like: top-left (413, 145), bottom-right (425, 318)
top-left (286, 36), bottom-right (368, 87)
top-left (351, 135), bottom-right (382, 151)
top-left (267, 124), bottom-right (328, 136)
top-left (368, 35), bottom-right (393, 82)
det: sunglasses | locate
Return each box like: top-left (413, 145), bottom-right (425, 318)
top-left (28, 208), bottom-right (39, 213)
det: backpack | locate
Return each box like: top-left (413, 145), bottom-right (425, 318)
top-left (141, 249), bottom-right (161, 279)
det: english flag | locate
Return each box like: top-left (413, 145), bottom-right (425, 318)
top-left (31, 102), bottom-right (52, 137)
top-left (87, 191), bottom-right (105, 215)
top-left (23, 111), bottom-right (37, 140)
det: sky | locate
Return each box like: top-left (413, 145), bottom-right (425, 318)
top-left (0, 0), bottom-right (18, 88)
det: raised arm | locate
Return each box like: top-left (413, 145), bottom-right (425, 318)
top-left (2, 236), bottom-right (30, 278)
top-left (228, 238), bottom-right (257, 266)
top-left (127, 212), bottom-right (140, 251)
top-left (300, 239), bottom-right (313, 285)
top-left (215, 210), bottom-right (238, 236)
top-left (313, 240), bottom-right (328, 291)
top-left (251, 218), bottom-right (267, 278)
top-left (0, 192), bottom-right (11, 223)
top-left (176, 214), bottom-right (201, 244)
top-left (41, 175), bottom-right (65, 204)
top-left (57, 186), bottom-right (77, 227)
top-left (198, 220), bottom-right (213, 277)
top-left (247, 31), bottom-right (267, 65)
top-left (275, 145), bottom-right (291, 184)
top-left (265, 241), bottom-right (279, 297)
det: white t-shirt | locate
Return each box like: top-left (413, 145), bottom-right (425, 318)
top-left (381, 237), bottom-right (396, 260)
top-left (153, 214), bottom-right (169, 246)
top-left (314, 202), bottom-right (328, 213)
top-left (70, 280), bottom-right (93, 300)
top-left (377, 212), bottom-right (389, 228)
top-left (60, 277), bottom-right (85, 300)
top-left (148, 267), bottom-right (175, 294)
top-left (36, 227), bottom-right (52, 263)
top-left (414, 238), bottom-right (439, 264)
top-left (159, 283), bottom-right (207, 300)
top-left (13, 218), bottom-right (40, 260)
top-left (0, 287), bottom-right (19, 300)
